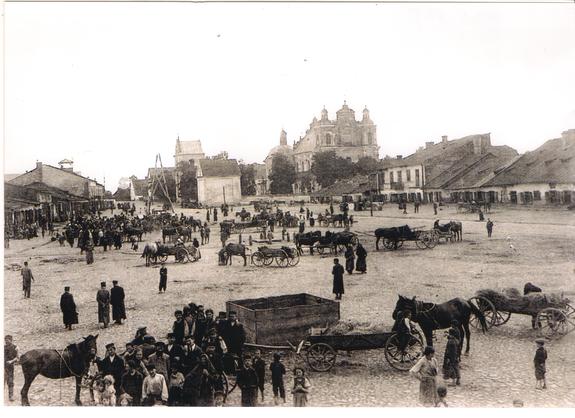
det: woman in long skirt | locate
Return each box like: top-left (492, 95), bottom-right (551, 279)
top-left (355, 243), bottom-right (367, 273)
top-left (344, 245), bottom-right (355, 274)
top-left (410, 346), bottom-right (439, 406)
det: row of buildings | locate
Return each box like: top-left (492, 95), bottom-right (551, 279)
top-left (5, 160), bottom-right (109, 233)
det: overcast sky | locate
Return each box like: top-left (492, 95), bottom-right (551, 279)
top-left (4, 2), bottom-right (575, 191)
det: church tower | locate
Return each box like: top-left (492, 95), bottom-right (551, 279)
top-left (280, 129), bottom-right (288, 146)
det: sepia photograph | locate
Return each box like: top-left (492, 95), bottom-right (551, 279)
top-left (2, 0), bottom-right (575, 410)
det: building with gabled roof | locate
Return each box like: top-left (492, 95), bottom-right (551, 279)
top-left (196, 158), bottom-right (241, 205)
top-left (174, 138), bottom-right (205, 165)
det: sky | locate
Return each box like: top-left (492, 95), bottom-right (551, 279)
top-left (3, 2), bottom-right (575, 191)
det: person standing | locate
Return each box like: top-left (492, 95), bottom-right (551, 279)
top-left (220, 311), bottom-right (246, 360)
top-left (206, 209), bottom-right (210, 223)
top-left (147, 341), bottom-right (171, 383)
top-left (121, 361), bottom-right (144, 406)
top-left (329, 202), bottom-right (334, 215)
top-left (213, 207), bottom-right (218, 222)
top-left (442, 329), bottom-right (461, 386)
top-left (96, 281), bottom-right (111, 328)
top-left (85, 236), bottom-right (95, 265)
top-left (142, 364), bottom-right (169, 405)
top-left (21, 261), bottom-right (34, 299)
top-left (100, 343), bottom-right (125, 395)
top-left (478, 209), bottom-right (485, 222)
top-left (270, 352), bottom-right (286, 405)
top-left (332, 258), bottom-right (345, 300)
top-left (236, 355), bottom-right (259, 407)
top-left (110, 280), bottom-right (126, 325)
top-left (486, 218), bottom-right (494, 238)
top-left (344, 244), bottom-right (355, 275)
top-left (291, 367), bottom-right (311, 407)
top-left (204, 223), bottom-right (210, 243)
top-left (173, 310), bottom-right (190, 345)
top-left (253, 349), bottom-right (266, 403)
top-left (298, 216), bottom-right (305, 234)
top-left (60, 286), bottom-right (78, 330)
top-left (534, 339), bottom-right (547, 390)
top-left (355, 243), bottom-right (367, 274)
top-left (4, 335), bottom-right (18, 402)
top-left (433, 202), bottom-right (438, 215)
top-left (409, 346), bottom-right (439, 406)
top-left (159, 262), bottom-right (168, 293)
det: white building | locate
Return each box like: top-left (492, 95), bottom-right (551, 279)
top-left (196, 159), bottom-right (242, 205)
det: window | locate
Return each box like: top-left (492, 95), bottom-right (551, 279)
top-left (397, 171), bottom-right (402, 183)
top-left (367, 132), bottom-right (373, 144)
top-left (390, 171), bottom-right (394, 183)
top-left (533, 191), bottom-right (541, 201)
top-left (326, 133), bottom-right (332, 145)
top-left (415, 169), bottom-right (420, 187)
top-left (406, 169), bottom-right (411, 182)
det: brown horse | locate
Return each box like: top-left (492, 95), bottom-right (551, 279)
top-left (20, 334), bottom-right (98, 406)
top-left (220, 243), bottom-right (248, 266)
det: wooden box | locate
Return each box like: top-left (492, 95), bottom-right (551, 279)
top-left (226, 293), bottom-right (340, 346)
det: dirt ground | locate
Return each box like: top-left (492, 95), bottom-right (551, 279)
top-left (3, 201), bottom-right (575, 407)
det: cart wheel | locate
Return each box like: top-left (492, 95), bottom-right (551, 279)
top-left (251, 251), bottom-right (264, 267)
top-left (275, 250), bottom-right (289, 268)
top-left (537, 308), bottom-right (569, 339)
top-left (214, 372), bottom-right (229, 404)
top-left (469, 296), bottom-right (496, 329)
top-left (383, 239), bottom-right (396, 250)
top-left (336, 244), bottom-right (346, 254)
top-left (424, 232), bottom-right (438, 249)
top-left (288, 250), bottom-right (300, 266)
top-left (385, 333), bottom-right (423, 371)
top-left (317, 245), bottom-right (326, 255)
top-left (175, 247), bottom-right (189, 263)
top-left (306, 343), bottom-right (336, 372)
top-left (189, 248), bottom-right (200, 262)
top-left (158, 254), bottom-right (168, 263)
top-left (415, 238), bottom-right (428, 250)
top-left (263, 254), bottom-right (274, 266)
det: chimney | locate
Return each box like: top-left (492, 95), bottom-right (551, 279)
top-left (425, 141), bottom-right (434, 149)
top-left (36, 161), bottom-right (42, 170)
top-left (441, 135), bottom-right (448, 143)
top-left (396, 155), bottom-right (403, 160)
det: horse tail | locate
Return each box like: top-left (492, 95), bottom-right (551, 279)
top-left (467, 299), bottom-right (488, 333)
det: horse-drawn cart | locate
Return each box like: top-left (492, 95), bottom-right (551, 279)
top-left (156, 243), bottom-right (200, 264)
top-left (315, 231), bottom-right (359, 254)
top-left (375, 225), bottom-right (438, 251)
top-left (294, 327), bottom-right (423, 372)
top-left (469, 288), bottom-right (575, 339)
top-left (251, 246), bottom-right (300, 267)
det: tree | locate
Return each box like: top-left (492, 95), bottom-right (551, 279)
top-left (354, 156), bottom-right (381, 175)
top-left (177, 161), bottom-right (198, 202)
top-left (239, 164), bottom-right (256, 196)
top-left (311, 151), bottom-right (355, 188)
top-left (269, 154), bottom-right (296, 195)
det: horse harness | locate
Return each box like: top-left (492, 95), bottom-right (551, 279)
top-left (413, 300), bottom-right (443, 329)
top-left (55, 347), bottom-right (86, 379)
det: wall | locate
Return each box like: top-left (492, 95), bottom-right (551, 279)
top-left (500, 183), bottom-right (574, 205)
top-left (197, 176), bottom-right (242, 205)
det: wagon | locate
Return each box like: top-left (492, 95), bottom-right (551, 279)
top-left (381, 226), bottom-right (438, 250)
top-left (314, 231), bottom-right (359, 255)
top-left (251, 245), bottom-right (300, 267)
top-left (456, 202), bottom-right (481, 214)
top-left (295, 328), bottom-right (424, 372)
top-left (156, 243), bottom-right (200, 264)
top-left (469, 289), bottom-right (575, 339)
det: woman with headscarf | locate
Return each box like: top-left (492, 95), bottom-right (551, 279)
top-left (355, 243), bottom-right (367, 274)
top-left (410, 346), bottom-right (439, 406)
top-left (344, 244), bottom-right (355, 275)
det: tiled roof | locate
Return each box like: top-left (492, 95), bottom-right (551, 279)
top-left (485, 135), bottom-right (575, 186)
top-left (312, 175), bottom-right (372, 197)
top-left (177, 140), bottom-right (204, 155)
top-left (198, 159), bottom-right (241, 177)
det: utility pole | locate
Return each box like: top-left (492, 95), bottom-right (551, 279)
top-left (222, 186), bottom-right (226, 205)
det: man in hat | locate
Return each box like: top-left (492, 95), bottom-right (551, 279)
top-left (534, 339), bottom-right (547, 390)
top-left (4, 335), bottom-right (18, 401)
top-left (172, 310), bottom-right (190, 345)
top-left (100, 343), bottom-right (125, 394)
top-left (142, 364), bottom-right (168, 405)
top-left (96, 281), bottom-right (111, 328)
top-left (236, 355), bottom-right (259, 407)
top-left (182, 336), bottom-right (204, 375)
top-left (220, 311), bottom-right (246, 360)
top-left (122, 342), bottom-right (136, 364)
top-left (159, 262), bottom-right (168, 293)
top-left (21, 261), bottom-right (34, 299)
top-left (147, 341), bottom-right (171, 383)
top-left (166, 333), bottom-right (185, 368)
top-left (110, 280), bottom-right (126, 325)
top-left (60, 286), bottom-right (78, 330)
top-left (332, 258), bottom-right (345, 300)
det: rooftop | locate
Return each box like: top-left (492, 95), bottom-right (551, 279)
top-left (198, 159), bottom-right (241, 177)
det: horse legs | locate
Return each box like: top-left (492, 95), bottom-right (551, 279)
top-left (20, 371), bottom-right (38, 406)
top-left (242, 253), bottom-right (247, 267)
top-left (375, 236), bottom-right (380, 251)
top-left (462, 323), bottom-right (471, 355)
top-left (75, 375), bottom-right (83, 406)
top-left (423, 328), bottom-right (434, 348)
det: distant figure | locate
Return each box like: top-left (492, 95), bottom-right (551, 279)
top-left (344, 244), bottom-right (355, 275)
top-left (159, 263), bottom-right (168, 293)
top-left (414, 201), bottom-right (420, 213)
top-left (206, 209), bottom-right (211, 223)
top-left (253, 350), bottom-right (266, 403)
top-left (486, 218), bottom-right (494, 238)
top-left (291, 367), bottom-right (311, 407)
top-left (111, 280), bottom-right (126, 325)
top-left (332, 258), bottom-right (344, 300)
top-left (21, 261), bottom-right (34, 299)
top-left (96, 281), bottom-right (111, 328)
top-left (204, 224), bottom-right (210, 243)
top-left (355, 243), bottom-right (367, 274)
top-left (270, 352), bottom-right (286, 405)
top-left (213, 208), bottom-right (218, 222)
top-left (478, 210), bottom-right (484, 222)
top-left (85, 238), bottom-right (95, 264)
top-left (4, 335), bottom-right (18, 402)
top-left (433, 202), bottom-right (438, 215)
top-left (60, 286), bottom-right (78, 330)
top-left (534, 339), bottom-right (547, 390)
top-left (329, 203), bottom-right (334, 215)
top-left (236, 355), bottom-right (259, 407)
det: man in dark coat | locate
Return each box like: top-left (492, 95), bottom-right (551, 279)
top-left (355, 243), bottom-right (367, 273)
top-left (110, 280), bottom-right (126, 325)
top-left (236, 355), bottom-right (259, 407)
top-left (344, 245), bottom-right (355, 275)
top-left (332, 258), bottom-right (345, 300)
top-left (159, 263), bottom-right (168, 293)
top-left (21, 261), bottom-right (34, 299)
top-left (60, 286), bottom-right (78, 330)
top-left (220, 311), bottom-right (246, 359)
top-left (96, 281), bottom-right (111, 328)
top-left (100, 343), bottom-right (125, 394)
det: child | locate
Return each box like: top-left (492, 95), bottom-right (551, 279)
top-left (270, 352), bottom-right (286, 405)
top-left (435, 385), bottom-right (448, 407)
top-left (534, 339), bottom-right (547, 389)
top-left (253, 350), bottom-right (266, 403)
top-left (291, 367), bottom-right (311, 407)
top-left (442, 329), bottom-right (460, 386)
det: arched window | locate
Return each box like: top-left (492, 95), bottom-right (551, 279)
top-left (368, 132), bottom-right (373, 144)
top-left (325, 133), bottom-right (332, 145)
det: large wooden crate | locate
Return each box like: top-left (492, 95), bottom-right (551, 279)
top-left (226, 293), bottom-right (340, 346)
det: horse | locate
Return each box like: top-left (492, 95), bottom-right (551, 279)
top-left (392, 295), bottom-right (488, 356)
top-left (433, 221), bottom-right (454, 243)
top-left (20, 334), bottom-right (98, 406)
top-left (374, 225), bottom-right (412, 250)
top-left (141, 242), bottom-right (158, 266)
top-left (294, 231), bottom-right (322, 255)
top-left (220, 243), bottom-right (248, 266)
top-left (124, 226), bottom-right (143, 242)
top-left (162, 227), bottom-right (178, 243)
top-left (448, 221), bottom-right (463, 241)
top-left (236, 211), bottom-right (251, 222)
top-left (177, 226), bottom-right (192, 242)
